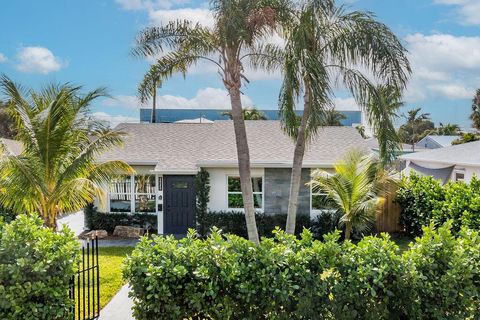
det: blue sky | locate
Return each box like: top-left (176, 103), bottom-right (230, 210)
top-left (0, 0), bottom-right (479, 127)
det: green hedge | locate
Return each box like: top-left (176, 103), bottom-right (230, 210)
top-left (84, 204), bottom-right (157, 233)
top-left (202, 211), bottom-right (339, 240)
top-left (123, 222), bottom-right (480, 320)
top-left (0, 215), bottom-right (79, 320)
top-left (396, 175), bottom-right (480, 235)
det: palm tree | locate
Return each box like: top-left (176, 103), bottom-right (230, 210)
top-left (0, 100), bottom-right (16, 138)
top-left (470, 89), bottom-right (480, 131)
top-left (222, 107), bottom-right (268, 120)
top-left (321, 108), bottom-right (346, 126)
top-left (367, 85), bottom-right (403, 165)
top-left (131, 0), bottom-right (291, 244)
top-left (137, 67), bottom-right (162, 123)
top-left (309, 151), bottom-right (395, 240)
top-left (402, 108), bottom-right (431, 152)
top-left (275, 0), bottom-right (410, 234)
top-left (434, 123), bottom-right (460, 136)
top-left (0, 76), bottom-right (133, 229)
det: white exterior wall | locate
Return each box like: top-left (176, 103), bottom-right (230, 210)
top-left (206, 167), bottom-right (265, 212)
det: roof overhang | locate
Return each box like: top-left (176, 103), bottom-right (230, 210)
top-left (196, 160), bottom-right (335, 168)
top-left (399, 156), bottom-right (479, 168)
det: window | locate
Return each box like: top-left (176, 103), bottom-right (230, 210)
top-left (455, 170), bottom-right (465, 182)
top-left (227, 176), bottom-right (263, 209)
top-left (108, 174), bottom-right (160, 213)
top-left (109, 176), bottom-right (132, 212)
top-left (311, 186), bottom-right (334, 212)
top-left (135, 175), bottom-right (156, 213)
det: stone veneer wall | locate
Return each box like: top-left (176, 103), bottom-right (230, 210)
top-left (263, 168), bottom-right (311, 215)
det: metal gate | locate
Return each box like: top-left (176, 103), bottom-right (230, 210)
top-left (69, 237), bottom-right (100, 320)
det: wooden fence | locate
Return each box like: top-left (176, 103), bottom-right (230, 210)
top-left (376, 185), bottom-right (403, 233)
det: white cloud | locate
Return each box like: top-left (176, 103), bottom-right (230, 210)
top-left (434, 0), bottom-right (480, 25)
top-left (333, 97), bottom-right (359, 111)
top-left (404, 33), bottom-right (480, 102)
top-left (102, 95), bottom-right (141, 109)
top-left (116, 0), bottom-right (190, 11)
top-left (102, 87), bottom-right (254, 111)
top-left (92, 112), bottom-right (138, 127)
top-left (148, 7), bottom-right (214, 28)
top-left (0, 53), bottom-right (7, 63)
top-left (15, 46), bottom-right (65, 74)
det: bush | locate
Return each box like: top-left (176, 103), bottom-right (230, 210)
top-left (123, 223), bottom-right (480, 320)
top-left (0, 215), bottom-right (79, 320)
top-left (395, 174), bottom-right (445, 236)
top-left (84, 204), bottom-right (157, 233)
top-left (203, 211), bottom-right (312, 238)
top-left (396, 175), bottom-right (480, 235)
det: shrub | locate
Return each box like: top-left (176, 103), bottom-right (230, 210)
top-left (396, 175), bottom-right (480, 235)
top-left (195, 169), bottom-right (210, 237)
top-left (395, 174), bottom-right (444, 235)
top-left (202, 211), bottom-right (312, 238)
top-left (123, 223), bottom-right (480, 320)
top-left (84, 204), bottom-right (157, 233)
top-left (432, 177), bottom-right (480, 232)
top-left (0, 215), bottom-right (79, 320)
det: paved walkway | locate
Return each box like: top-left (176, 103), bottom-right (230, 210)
top-left (98, 285), bottom-right (134, 320)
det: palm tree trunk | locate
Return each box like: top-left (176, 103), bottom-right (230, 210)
top-left (286, 86), bottom-right (312, 234)
top-left (151, 80), bottom-right (157, 123)
top-left (345, 222), bottom-right (352, 240)
top-left (224, 55), bottom-right (259, 244)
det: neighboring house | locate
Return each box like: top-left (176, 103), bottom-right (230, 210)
top-left (399, 141), bottom-right (480, 184)
top-left (365, 138), bottom-right (425, 156)
top-left (415, 135), bottom-right (459, 149)
top-left (98, 121), bottom-right (369, 234)
top-left (0, 138), bottom-right (23, 156)
top-left (139, 108), bottom-right (363, 127)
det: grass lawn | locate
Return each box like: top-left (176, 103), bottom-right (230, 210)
top-left (97, 246), bottom-right (134, 309)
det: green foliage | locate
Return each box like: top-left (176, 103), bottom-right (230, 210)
top-left (195, 169), bottom-right (210, 237)
top-left (123, 223), bottom-right (480, 320)
top-left (202, 211), bottom-right (312, 238)
top-left (396, 175), bottom-right (480, 235)
top-left (471, 88), bottom-right (480, 130)
top-left (0, 215), bottom-right (79, 320)
top-left (321, 108), bottom-right (346, 126)
top-left (0, 100), bottom-right (16, 139)
top-left (0, 75), bottom-right (133, 228)
top-left (395, 174), bottom-right (445, 236)
top-left (398, 107), bottom-right (434, 146)
top-left (84, 204), bottom-right (157, 233)
top-left (221, 107), bottom-right (268, 120)
top-left (452, 132), bottom-right (479, 145)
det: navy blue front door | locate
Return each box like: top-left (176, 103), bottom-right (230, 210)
top-left (164, 175), bottom-right (195, 234)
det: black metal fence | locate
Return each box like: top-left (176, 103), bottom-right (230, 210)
top-left (70, 237), bottom-right (100, 320)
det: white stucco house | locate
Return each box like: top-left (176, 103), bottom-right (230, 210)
top-left (97, 121), bottom-right (369, 234)
top-left (399, 140), bottom-right (480, 184)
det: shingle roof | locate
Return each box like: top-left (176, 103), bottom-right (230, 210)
top-left (99, 121), bottom-right (369, 172)
top-left (399, 140), bottom-right (480, 166)
top-left (417, 135), bottom-right (459, 148)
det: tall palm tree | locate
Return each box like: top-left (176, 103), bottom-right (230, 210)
top-left (310, 151), bottom-right (395, 240)
top-left (0, 76), bottom-right (133, 229)
top-left (402, 108), bottom-right (430, 152)
top-left (321, 108), bottom-right (346, 126)
top-left (131, 0), bottom-right (291, 244)
top-left (273, 0), bottom-right (410, 234)
top-left (367, 85), bottom-right (403, 165)
top-left (471, 89), bottom-right (480, 131)
top-left (137, 67), bottom-right (162, 123)
top-left (222, 107), bottom-right (268, 120)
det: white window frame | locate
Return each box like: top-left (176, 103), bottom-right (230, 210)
top-left (226, 175), bottom-right (264, 211)
top-left (133, 174), bottom-right (157, 214)
top-left (107, 174), bottom-right (133, 213)
top-left (310, 184), bottom-right (331, 216)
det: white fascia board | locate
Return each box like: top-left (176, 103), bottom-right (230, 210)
top-left (398, 156), bottom-right (479, 168)
top-left (151, 169), bottom-right (199, 175)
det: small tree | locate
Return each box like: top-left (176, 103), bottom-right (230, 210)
top-left (470, 89), bottom-right (480, 131)
top-left (222, 107), bottom-right (267, 120)
top-left (310, 151), bottom-right (395, 239)
top-left (195, 168), bottom-right (210, 237)
top-left (0, 76), bottom-right (133, 229)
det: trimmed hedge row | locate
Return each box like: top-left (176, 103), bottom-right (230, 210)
top-left (396, 175), bottom-right (480, 235)
top-left (84, 204), bottom-right (157, 233)
top-left (0, 215), bottom-right (79, 320)
top-left (202, 210), bottom-right (340, 240)
top-left (123, 222), bottom-right (480, 320)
